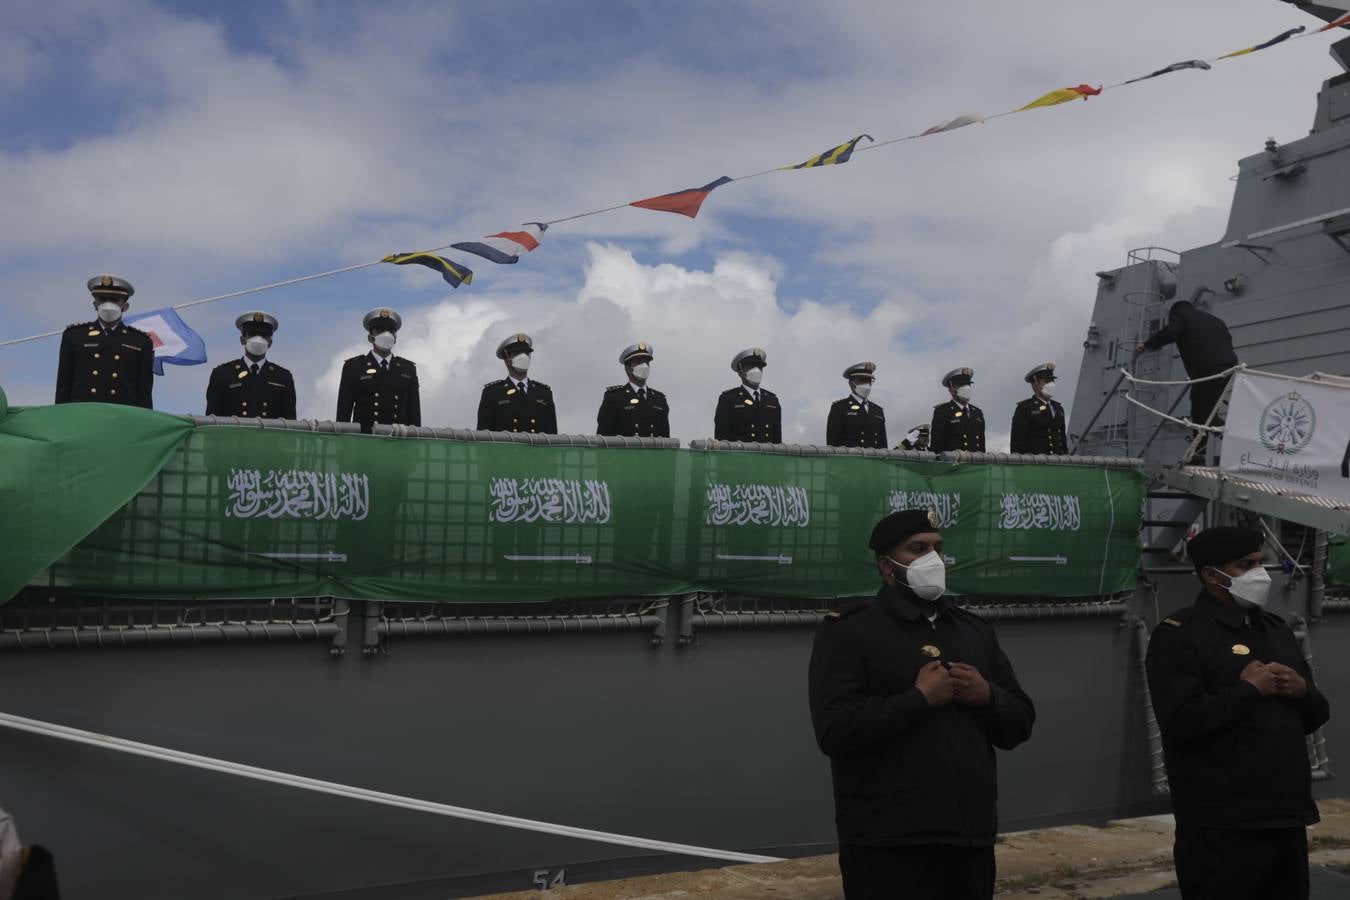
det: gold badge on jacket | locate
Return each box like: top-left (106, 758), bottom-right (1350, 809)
top-left (1231, 643), bottom-right (1251, 656)
top-left (920, 644), bottom-right (941, 659)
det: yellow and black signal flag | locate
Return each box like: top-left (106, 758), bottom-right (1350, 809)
top-left (381, 251), bottom-right (474, 288)
top-left (784, 134), bottom-right (873, 170)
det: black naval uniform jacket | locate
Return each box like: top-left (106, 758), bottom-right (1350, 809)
top-left (1009, 396), bottom-right (1067, 455)
top-left (930, 400), bottom-right (985, 452)
top-left (808, 586), bottom-right (1036, 847)
top-left (1143, 303), bottom-right (1239, 378)
top-left (477, 378), bottom-right (558, 434)
top-left (714, 386), bottom-right (782, 443)
top-left (826, 396), bottom-right (887, 448)
top-left (205, 358), bottom-right (297, 419)
top-left (596, 383), bottom-right (669, 437)
top-left (54, 320), bottom-right (154, 408)
top-left (1146, 591), bottom-right (1330, 829)
top-left (335, 352), bottom-right (421, 434)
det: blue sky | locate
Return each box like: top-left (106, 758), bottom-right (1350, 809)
top-left (0, 0), bottom-right (1341, 444)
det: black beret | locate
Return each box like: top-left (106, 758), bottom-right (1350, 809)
top-left (1187, 527), bottom-right (1262, 571)
top-left (868, 508), bottom-right (942, 553)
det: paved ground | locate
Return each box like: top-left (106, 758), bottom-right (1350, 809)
top-left (473, 798), bottom-right (1350, 899)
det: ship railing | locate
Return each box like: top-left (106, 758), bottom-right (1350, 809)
top-left (674, 590), bottom-right (1135, 646)
top-left (0, 592), bottom-right (349, 653)
top-left (370, 596), bottom-right (670, 654)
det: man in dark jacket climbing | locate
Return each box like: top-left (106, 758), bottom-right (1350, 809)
top-left (808, 509), bottom-right (1036, 899)
top-left (1136, 299), bottom-right (1239, 427)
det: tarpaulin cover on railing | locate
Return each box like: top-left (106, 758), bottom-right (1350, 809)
top-left (0, 390), bottom-right (194, 603)
top-left (6, 403), bottom-right (1146, 603)
top-left (1331, 535), bottom-right (1350, 588)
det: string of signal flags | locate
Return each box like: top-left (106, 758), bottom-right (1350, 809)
top-left (3, 14), bottom-right (1348, 350)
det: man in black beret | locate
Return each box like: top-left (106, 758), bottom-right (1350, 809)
top-left (808, 510), bottom-right (1035, 899)
top-left (1146, 526), bottom-right (1330, 899)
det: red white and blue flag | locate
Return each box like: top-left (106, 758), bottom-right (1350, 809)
top-left (124, 307), bottom-right (208, 375)
top-left (452, 223), bottom-right (549, 265)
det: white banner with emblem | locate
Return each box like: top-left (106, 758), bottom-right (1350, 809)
top-left (1220, 370), bottom-right (1350, 504)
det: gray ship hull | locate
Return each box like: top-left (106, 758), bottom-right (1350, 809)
top-left (3, 596), bottom-right (1347, 898)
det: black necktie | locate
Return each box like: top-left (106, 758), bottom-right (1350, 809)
top-left (639, 388), bottom-right (647, 400)
top-left (518, 381), bottom-right (526, 394)
top-left (380, 359), bottom-right (388, 372)
top-left (250, 363), bottom-right (259, 376)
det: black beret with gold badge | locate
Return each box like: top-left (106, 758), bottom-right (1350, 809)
top-left (868, 508), bottom-right (942, 553)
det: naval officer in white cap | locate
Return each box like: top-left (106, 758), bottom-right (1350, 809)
top-left (205, 311), bottom-right (296, 419)
top-left (714, 347), bottom-right (782, 443)
top-left (476, 333), bottom-right (558, 434)
top-left (596, 341), bottom-right (669, 437)
top-left (335, 308), bottom-right (420, 433)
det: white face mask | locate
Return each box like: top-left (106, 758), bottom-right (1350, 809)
top-left (955, 384), bottom-right (973, 402)
top-left (244, 336), bottom-right (270, 357)
top-left (630, 362), bottom-right (650, 381)
top-left (1039, 381), bottom-right (1057, 398)
top-left (743, 367), bottom-right (763, 387)
top-left (1219, 566), bottom-right (1272, 609)
top-left (510, 352), bottom-right (532, 372)
top-left (372, 332), bottom-right (396, 352)
top-left (96, 302), bottom-right (123, 324)
top-left (887, 550), bottom-right (946, 602)
top-left (853, 382), bottom-right (872, 400)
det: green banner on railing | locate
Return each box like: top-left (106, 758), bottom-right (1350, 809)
top-left (16, 418), bottom-right (1146, 603)
top-left (1330, 535), bottom-right (1350, 588)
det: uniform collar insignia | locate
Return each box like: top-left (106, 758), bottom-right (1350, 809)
top-left (1196, 590), bottom-right (1248, 629)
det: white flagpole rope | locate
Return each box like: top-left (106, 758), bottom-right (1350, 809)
top-left (1122, 394), bottom-right (1224, 433)
top-left (1118, 363), bottom-right (1245, 386)
top-left (0, 711), bottom-right (782, 865)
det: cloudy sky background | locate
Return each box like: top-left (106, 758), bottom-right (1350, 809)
top-left (0, 0), bottom-right (1339, 447)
